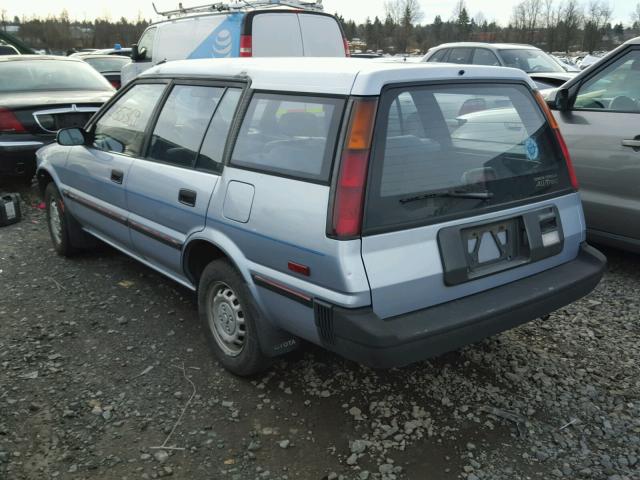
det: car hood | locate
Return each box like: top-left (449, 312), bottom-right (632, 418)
top-left (0, 89), bottom-right (114, 109)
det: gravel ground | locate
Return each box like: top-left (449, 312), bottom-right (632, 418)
top-left (1, 183), bottom-right (639, 480)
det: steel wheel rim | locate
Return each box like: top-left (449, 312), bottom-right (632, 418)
top-left (49, 198), bottom-right (62, 246)
top-left (206, 282), bottom-right (246, 357)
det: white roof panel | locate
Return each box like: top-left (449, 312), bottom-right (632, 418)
top-left (143, 58), bottom-right (535, 96)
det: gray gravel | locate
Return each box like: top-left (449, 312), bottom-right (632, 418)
top-left (0, 184), bottom-right (639, 480)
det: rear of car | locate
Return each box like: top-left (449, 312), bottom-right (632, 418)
top-left (0, 56), bottom-right (113, 182)
top-left (122, 6), bottom-right (347, 84)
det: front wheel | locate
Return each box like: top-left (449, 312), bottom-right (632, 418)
top-left (198, 260), bottom-right (270, 376)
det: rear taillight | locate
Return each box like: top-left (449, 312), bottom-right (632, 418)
top-left (343, 36), bottom-right (351, 57)
top-left (109, 79), bottom-right (121, 89)
top-left (240, 35), bottom-right (253, 57)
top-left (330, 98), bottom-right (378, 238)
top-left (534, 91), bottom-right (579, 190)
top-left (0, 108), bottom-right (26, 133)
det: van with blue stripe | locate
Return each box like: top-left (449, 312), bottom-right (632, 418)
top-left (121, 1), bottom-right (348, 85)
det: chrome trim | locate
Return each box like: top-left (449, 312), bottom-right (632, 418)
top-left (0, 141), bottom-right (44, 147)
top-left (33, 105), bottom-right (99, 133)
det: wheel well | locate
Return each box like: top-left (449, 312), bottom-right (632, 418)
top-left (184, 240), bottom-right (229, 287)
top-left (37, 169), bottom-right (54, 197)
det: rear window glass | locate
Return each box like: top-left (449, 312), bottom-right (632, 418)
top-left (231, 93), bottom-right (343, 182)
top-left (364, 83), bottom-right (572, 232)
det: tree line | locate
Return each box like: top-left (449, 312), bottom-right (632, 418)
top-left (337, 0), bottom-right (640, 54)
top-left (1, 1), bottom-right (640, 55)
top-left (0, 9), bottom-right (149, 53)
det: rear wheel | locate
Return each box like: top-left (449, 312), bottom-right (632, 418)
top-left (44, 183), bottom-right (81, 257)
top-left (198, 260), bottom-right (270, 376)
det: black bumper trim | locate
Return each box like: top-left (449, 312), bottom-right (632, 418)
top-left (327, 244), bottom-right (606, 369)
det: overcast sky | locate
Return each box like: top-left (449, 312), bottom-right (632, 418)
top-left (4, 0), bottom-right (638, 25)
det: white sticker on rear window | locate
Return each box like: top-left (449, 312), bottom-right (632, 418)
top-left (525, 137), bottom-right (540, 161)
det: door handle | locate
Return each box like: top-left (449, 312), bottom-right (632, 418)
top-left (622, 139), bottom-right (640, 150)
top-left (178, 189), bottom-right (197, 207)
top-left (110, 169), bottom-right (124, 184)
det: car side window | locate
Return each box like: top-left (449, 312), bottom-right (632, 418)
top-left (196, 88), bottom-right (243, 173)
top-left (472, 48), bottom-right (500, 66)
top-left (428, 49), bottom-right (448, 62)
top-left (148, 85), bottom-right (225, 168)
top-left (575, 50), bottom-right (640, 112)
top-left (138, 27), bottom-right (157, 62)
top-left (447, 48), bottom-right (472, 64)
top-left (231, 93), bottom-right (343, 182)
top-left (93, 83), bottom-right (166, 157)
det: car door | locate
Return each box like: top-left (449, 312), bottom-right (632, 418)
top-left (125, 81), bottom-right (243, 280)
top-left (555, 47), bottom-right (640, 244)
top-left (59, 82), bottom-right (167, 250)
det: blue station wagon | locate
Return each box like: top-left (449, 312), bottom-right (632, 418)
top-left (36, 58), bottom-right (606, 375)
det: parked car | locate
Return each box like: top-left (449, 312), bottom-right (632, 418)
top-left (36, 58), bottom-right (605, 375)
top-left (0, 55), bottom-right (114, 183)
top-left (0, 44), bottom-right (20, 55)
top-left (423, 43), bottom-right (577, 89)
top-left (121, 0), bottom-right (348, 85)
top-left (543, 36), bottom-right (640, 253)
top-left (82, 55), bottom-right (131, 89)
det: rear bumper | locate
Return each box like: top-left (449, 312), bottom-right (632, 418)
top-left (0, 138), bottom-right (52, 178)
top-left (326, 243), bottom-right (606, 368)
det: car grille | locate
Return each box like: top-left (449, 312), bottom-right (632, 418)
top-left (33, 107), bottom-right (99, 133)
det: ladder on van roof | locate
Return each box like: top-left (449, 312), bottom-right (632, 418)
top-left (152, 0), bottom-right (324, 18)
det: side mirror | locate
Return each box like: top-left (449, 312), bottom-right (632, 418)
top-left (555, 88), bottom-right (571, 112)
top-left (131, 44), bottom-right (146, 62)
top-left (57, 128), bottom-right (87, 147)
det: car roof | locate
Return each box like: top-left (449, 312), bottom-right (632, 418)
top-left (430, 43), bottom-right (540, 51)
top-left (144, 57), bottom-right (535, 96)
top-left (626, 36), bottom-right (640, 45)
top-left (82, 54), bottom-right (131, 60)
top-left (0, 54), bottom-right (84, 63)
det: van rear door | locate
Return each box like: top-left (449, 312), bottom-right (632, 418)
top-left (360, 82), bottom-right (584, 319)
top-left (250, 12), bottom-right (345, 57)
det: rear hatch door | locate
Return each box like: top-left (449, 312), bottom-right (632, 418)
top-left (360, 81), bottom-right (583, 319)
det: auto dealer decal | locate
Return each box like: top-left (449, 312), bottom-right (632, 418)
top-left (188, 13), bottom-right (242, 59)
top-left (524, 137), bottom-right (540, 161)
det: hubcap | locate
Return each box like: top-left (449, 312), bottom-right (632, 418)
top-left (206, 282), bottom-right (246, 357)
top-left (49, 198), bottom-right (62, 246)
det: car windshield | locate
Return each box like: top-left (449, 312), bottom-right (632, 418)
top-left (0, 59), bottom-right (113, 92)
top-left (499, 49), bottom-right (565, 73)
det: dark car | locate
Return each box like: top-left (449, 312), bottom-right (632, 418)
top-left (0, 55), bottom-right (114, 183)
top-left (0, 44), bottom-right (20, 55)
top-left (81, 55), bottom-right (131, 89)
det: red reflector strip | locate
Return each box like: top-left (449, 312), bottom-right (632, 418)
top-left (288, 261), bottom-right (310, 276)
top-left (253, 274), bottom-right (312, 306)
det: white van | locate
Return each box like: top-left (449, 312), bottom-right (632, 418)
top-left (121, 0), bottom-right (348, 85)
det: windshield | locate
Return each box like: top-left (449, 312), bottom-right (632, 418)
top-left (0, 60), bottom-right (113, 92)
top-left (499, 49), bottom-right (565, 73)
top-left (364, 83), bottom-right (572, 233)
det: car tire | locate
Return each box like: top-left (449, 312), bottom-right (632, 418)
top-left (198, 259), bottom-right (271, 377)
top-left (44, 183), bottom-right (81, 257)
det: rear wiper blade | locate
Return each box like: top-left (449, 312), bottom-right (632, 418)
top-left (399, 189), bottom-right (494, 205)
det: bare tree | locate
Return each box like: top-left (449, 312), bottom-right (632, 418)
top-left (559, 0), bottom-right (584, 53)
top-left (583, 0), bottom-right (611, 52)
top-left (384, 0), bottom-right (423, 52)
top-left (632, 2), bottom-right (640, 30)
top-left (1, 9), bottom-right (7, 32)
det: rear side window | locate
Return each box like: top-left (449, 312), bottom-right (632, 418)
top-left (364, 83), bottom-right (572, 232)
top-left (231, 93), bottom-right (343, 182)
top-left (447, 48), bottom-right (473, 64)
top-left (472, 48), bottom-right (500, 66)
top-left (93, 83), bottom-right (166, 156)
top-left (427, 49), bottom-right (448, 62)
top-left (148, 85), bottom-right (225, 167)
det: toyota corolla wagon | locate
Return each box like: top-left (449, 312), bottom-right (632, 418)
top-left (36, 58), bottom-right (606, 375)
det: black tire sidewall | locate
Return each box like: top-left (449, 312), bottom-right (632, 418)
top-left (198, 260), bottom-right (269, 377)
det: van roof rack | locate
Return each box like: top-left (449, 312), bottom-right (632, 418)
top-left (152, 0), bottom-right (324, 18)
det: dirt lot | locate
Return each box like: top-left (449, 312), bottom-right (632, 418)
top-left (1, 182), bottom-right (639, 480)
